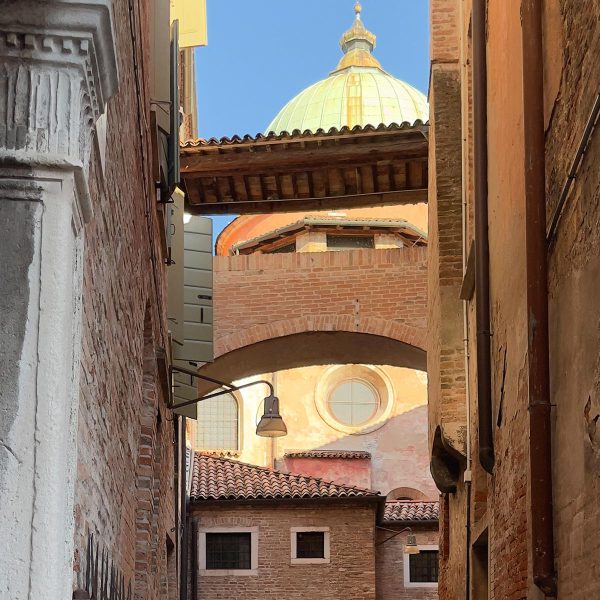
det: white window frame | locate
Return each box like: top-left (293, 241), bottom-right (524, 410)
top-left (290, 527), bottom-right (331, 565)
top-left (403, 544), bottom-right (439, 589)
top-left (199, 526), bottom-right (259, 576)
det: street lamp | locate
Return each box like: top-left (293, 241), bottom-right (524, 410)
top-left (256, 394), bottom-right (287, 437)
top-left (376, 526), bottom-right (421, 554)
top-left (169, 365), bottom-right (288, 438)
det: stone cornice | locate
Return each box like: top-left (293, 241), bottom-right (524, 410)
top-left (0, 1), bottom-right (119, 222)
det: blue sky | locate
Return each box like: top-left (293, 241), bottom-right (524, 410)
top-left (194, 0), bottom-right (430, 240)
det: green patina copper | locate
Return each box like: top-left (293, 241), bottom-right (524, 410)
top-left (266, 2), bottom-right (429, 134)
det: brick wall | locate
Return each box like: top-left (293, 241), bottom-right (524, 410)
top-left (376, 526), bottom-right (439, 600)
top-left (213, 247), bottom-right (427, 357)
top-left (72, 0), bottom-right (175, 596)
top-left (192, 502), bottom-right (377, 600)
top-left (428, 0), bottom-right (600, 598)
top-left (544, 1), bottom-right (600, 598)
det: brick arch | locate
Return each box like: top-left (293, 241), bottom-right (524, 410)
top-left (198, 319), bottom-right (426, 393)
top-left (215, 315), bottom-right (426, 358)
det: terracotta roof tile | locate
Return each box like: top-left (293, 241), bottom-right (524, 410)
top-left (180, 120), bottom-right (428, 150)
top-left (383, 501), bottom-right (439, 523)
top-left (190, 453), bottom-right (380, 502)
top-left (284, 450), bottom-right (372, 460)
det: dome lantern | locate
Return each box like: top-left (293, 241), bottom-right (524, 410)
top-left (336, 1), bottom-right (381, 72)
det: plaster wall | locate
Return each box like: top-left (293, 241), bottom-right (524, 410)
top-left (192, 364), bottom-right (437, 499)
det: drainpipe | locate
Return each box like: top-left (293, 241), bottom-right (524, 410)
top-left (473, 0), bottom-right (495, 474)
top-left (459, 3), bottom-right (473, 598)
top-left (521, 0), bottom-right (556, 595)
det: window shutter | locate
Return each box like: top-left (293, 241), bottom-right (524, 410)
top-left (168, 19), bottom-right (181, 192)
top-left (172, 215), bottom-right (213, 418)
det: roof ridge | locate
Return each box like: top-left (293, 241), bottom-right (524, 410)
top-left (181, 120), bottom-right (429, 149)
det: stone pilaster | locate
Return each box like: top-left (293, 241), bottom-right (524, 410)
top-left (0, 2), bottom-right (117, 598)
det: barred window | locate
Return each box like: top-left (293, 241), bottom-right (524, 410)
top-left (196, 391), bottom-right (238, 450)
top-left (409, 550), bottom-right (439, 583)
top-left (296, 532), bottom-right (325, 559)
top-left (205, 532), bottom-right (252, 570)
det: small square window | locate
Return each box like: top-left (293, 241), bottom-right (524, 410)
top-left (296, 532), bottom-right (325, 559)
top-left (290, 527), bottom-right (330, 564)
top-left (206, 532), bottom-right (251, 570)
top-left (409, 550), bottom-right (439, 583)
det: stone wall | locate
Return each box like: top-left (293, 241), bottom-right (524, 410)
top-left (192, 502), bottom-right (377, 600)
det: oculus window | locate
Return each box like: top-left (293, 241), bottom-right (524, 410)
top-left (196, 390), bottom-right (238, 450)
top-left (328, 379), bottom-right (380, 427)
top-left (315, 365), bottom-right (394, 435)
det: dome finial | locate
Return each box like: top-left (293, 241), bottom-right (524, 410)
top-left (354, 1), bottom-right (362, 19)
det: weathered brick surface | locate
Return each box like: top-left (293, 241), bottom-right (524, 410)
top-left (192, 503), bottom-right (377, 599)
top-left (376, 526), bottom-right (439, 600)
top-left (429, 0), bottom-right (600, 598)
top-left (213, 247), bottom-right (427, 356)
top-left (71, 0), bottom-right (175, 597)
top-left (545, 1), bottom-right (600, 599)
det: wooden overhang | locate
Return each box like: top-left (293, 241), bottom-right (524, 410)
top-left (180, 121), bottom-right (429, 215)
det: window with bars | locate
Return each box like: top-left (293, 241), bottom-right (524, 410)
top-left (196, 391), bottom-right (238, 450)
top-left (295, 532), bottom-right (325, 559)
top-left (409, 550), bottom-right (439, 583)
top-left (205, 532), bottom-right (251, 570)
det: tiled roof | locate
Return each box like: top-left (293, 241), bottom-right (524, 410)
top-left (383, 501), bottom-right (439, 523)
top-left (190, 453), bottom-right (380, 502)
top-left (284, 450), bottom-right (372, 460)
top-left (180, 120), bottom-right (428, 150)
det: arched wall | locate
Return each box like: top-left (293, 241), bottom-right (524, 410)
top-left (212, 245), bottom-right (427, 363)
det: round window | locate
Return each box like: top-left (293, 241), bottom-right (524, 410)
top-left (327, 379), bottom-right (380, 427)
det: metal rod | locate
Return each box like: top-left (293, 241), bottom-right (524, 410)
top-left (473, 0), bottom-right (495, 474)
top-left (521, 1), bottom-right (557, 595)
top-left (375, 526), bottom-right (413, 546)
top-left (171, 364), bottom-right (236, 390)
top-left (547, 92), bottom-right (600, 243)
top-left (169, 368), bottom-right (275, 411)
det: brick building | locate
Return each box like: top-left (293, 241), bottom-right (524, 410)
top-left (427, 0), bottom-right (600, 598)
top-left (0, 1), bottom-right (206, 598)
top-left (188, 453), bottom-right (439, 600)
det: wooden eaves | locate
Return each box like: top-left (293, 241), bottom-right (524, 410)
top-left (180, 121), bottom-right (429, 215)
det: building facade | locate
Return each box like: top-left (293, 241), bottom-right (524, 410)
top-left (188, 453), bottom-right (439, 600)
top-left (427, 0), bottom-right (600, 598)
top-left (0, 1), bottom-right (206, 598)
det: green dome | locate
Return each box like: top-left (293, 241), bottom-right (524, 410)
top-left (266, 3), bottom-right (429, 134)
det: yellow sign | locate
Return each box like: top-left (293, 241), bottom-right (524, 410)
top-left (170, 0), bottom-right (207, 48)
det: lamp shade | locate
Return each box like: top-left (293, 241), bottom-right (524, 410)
top-left (256, 394), bottom-right (287, 438)
top-left (404, 533), bottom-right (420, 555)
